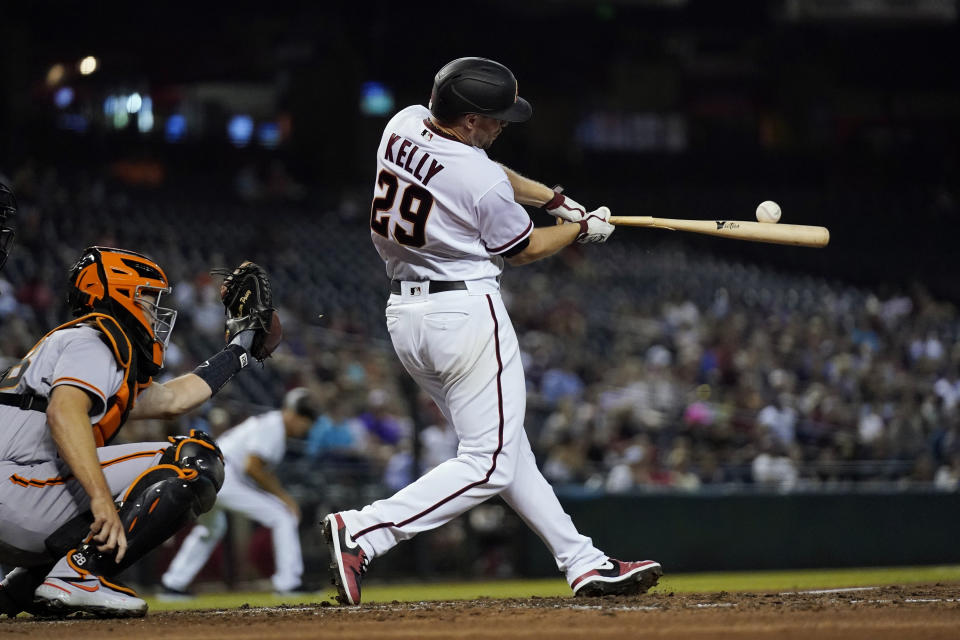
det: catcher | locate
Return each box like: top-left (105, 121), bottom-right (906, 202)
top-left (0, 247), bottom-right (280, 618)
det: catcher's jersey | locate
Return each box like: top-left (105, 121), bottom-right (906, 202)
top-left (370, 104), bottom-right (533, 284)
top-left (217, 409), bottom-right (286, 472)
top-left (0, 325), bottom-right (125, 463)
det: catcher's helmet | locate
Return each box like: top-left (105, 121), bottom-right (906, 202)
top-left (429, 57), bottom-right (532, 123)
top-left (67, 246), bottom-right (177, 377)
top-left (0, 182), bottom-right (16, 273)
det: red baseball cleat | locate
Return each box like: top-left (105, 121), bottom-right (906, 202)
top-left (323, 513), bottom-right (369, 605)
top-left (571, 558), bottom-right (662, 597)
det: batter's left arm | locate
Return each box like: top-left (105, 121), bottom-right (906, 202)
top-left (498, 164), bottom-right (599, 225)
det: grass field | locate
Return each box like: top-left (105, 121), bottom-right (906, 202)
top-left (145, 564), bottom-right (960, 611)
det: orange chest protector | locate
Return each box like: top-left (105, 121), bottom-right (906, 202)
top-left (34, 313), bottom-right (150, 446)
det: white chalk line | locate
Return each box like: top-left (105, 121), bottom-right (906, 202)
top-left (780, 586), bottom-right (879, 595)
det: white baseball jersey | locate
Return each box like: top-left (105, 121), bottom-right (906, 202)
top-left (370, 105), bottom-right (533, 284)
top-left (217, 410), bottom-right (286, 472)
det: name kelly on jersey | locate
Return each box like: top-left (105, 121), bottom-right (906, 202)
top-left (384, 133), bottom-right (445, 186)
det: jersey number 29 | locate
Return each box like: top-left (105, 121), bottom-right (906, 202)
top-left (370, 169), bottom-right (434, 248)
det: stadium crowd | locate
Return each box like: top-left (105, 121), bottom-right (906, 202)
top-left (1, 163), bottom-right (958, 499)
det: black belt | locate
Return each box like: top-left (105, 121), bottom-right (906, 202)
top-left (0, 393), bottom-right (48, 412)
top-left (390, 280), bottom-right (467, 294)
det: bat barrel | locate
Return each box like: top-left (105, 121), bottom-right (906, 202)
top-left (608, 216), bottom-right (830, 249)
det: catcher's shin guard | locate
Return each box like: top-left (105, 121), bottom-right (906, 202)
top-left (157, 429), bottom-right (225, 511)
top-left (47, 431), bottom-right (224, 578)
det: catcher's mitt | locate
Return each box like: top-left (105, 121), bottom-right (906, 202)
top-left (210, 261), bottom-right (282, 362)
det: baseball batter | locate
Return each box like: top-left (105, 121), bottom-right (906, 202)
top-left (324, 57), bottom-right (661, 605)
top-left (161, 388), bottom-right (318, 595)
top-left (0, 247), bottom-right (277, 618)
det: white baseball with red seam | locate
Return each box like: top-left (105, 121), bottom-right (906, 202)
top-left (756, 200), bottom-right (781, 224)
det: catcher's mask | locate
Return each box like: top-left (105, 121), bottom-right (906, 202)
top-left (67, 246), bottom-right (177, 376)
top-left (0, 182), bottom-right (16, 273)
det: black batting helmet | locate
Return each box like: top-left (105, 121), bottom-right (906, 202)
top-left (429, 57), bottom-right (532, 123)
top-left (0, 182), bottom-right (16, 273)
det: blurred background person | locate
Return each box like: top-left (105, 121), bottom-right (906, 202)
top-left (160, 388), bottom-right (318, 597)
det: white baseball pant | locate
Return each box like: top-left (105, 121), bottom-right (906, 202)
top-left (339, 287), bottom-right (605, 584)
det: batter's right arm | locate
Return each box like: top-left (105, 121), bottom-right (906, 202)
top-left (47, 385), bottom-right (127, 561)
top-left (506, 223), bottom-right (581, 266)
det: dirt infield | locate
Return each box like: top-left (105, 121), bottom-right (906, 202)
top-left (3, 583), bottom-right (960, 639)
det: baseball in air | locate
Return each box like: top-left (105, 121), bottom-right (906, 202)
top-left (756, 200), bottom-right (782, 224)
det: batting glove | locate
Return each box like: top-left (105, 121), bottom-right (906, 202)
top-left (576, 207), bottom-right (615, 244)
top-left (543, 188), bottom-right (588, 223)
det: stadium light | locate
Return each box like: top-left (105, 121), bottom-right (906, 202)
top-left (54, 87), bottom-right (74, 109)
top-left (228, 115), bottom-right (254, 147)
top-left (126, 93), bottom-right (142, 114)
top-left (138, 97), bottom-right (154, 133)
top-left (46, 64), bottom-right (66, 86)
top-left (165, 114), bottom-right (187, 142)
top-left (79, 56), bottom-right (98, 75)
top-left (360, 82), bottom-right (394, 116)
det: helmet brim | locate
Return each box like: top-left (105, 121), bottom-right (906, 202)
top-left (484, 96), bottom-right (532, 123)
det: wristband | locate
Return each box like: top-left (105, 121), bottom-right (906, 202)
top-left (192, 344), bottom-right (249, 394)
top-left (576, 219), bottom-right (589, 239)
top-left (542, 184), bottom-right (565, 210)
top-left (543, 192), bottom-right (565, 210)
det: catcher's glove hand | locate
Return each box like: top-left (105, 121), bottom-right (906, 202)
top-left (210, 261), bottom-right (282, 362)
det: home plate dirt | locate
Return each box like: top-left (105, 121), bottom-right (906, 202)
top-left (3, 583), bottom-right (959, 639)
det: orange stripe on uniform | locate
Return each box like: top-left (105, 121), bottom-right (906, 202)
top-left (101, 449), bottom-right (163, 467)
top-left (52, 376), bottom-right (106, 401)
top-left (9, 474), bottom-right (67, 487)
top-left (7, 448), bottom-right (161, 488)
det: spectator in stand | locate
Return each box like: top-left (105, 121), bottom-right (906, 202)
top-left (934, 452), bottom-right (960, 491)
top-left (305, 397), bottom-right (367, 462)
top-left (757, 392), bottom-right (798, 448)
top-left (752, 436), bottom-right (799, 491)
top-left (358, 388), bottom-right (404, 446)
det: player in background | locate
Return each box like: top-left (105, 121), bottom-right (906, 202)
top-left (0, 246), bottom-right (275, 618)
top-left (161, 388), bottom-right (318, 597)
top-left (324, 57), bottom-right (661, 605)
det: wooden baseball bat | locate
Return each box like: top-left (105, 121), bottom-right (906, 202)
top-left (608, 216), bottom-right (830, 248)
